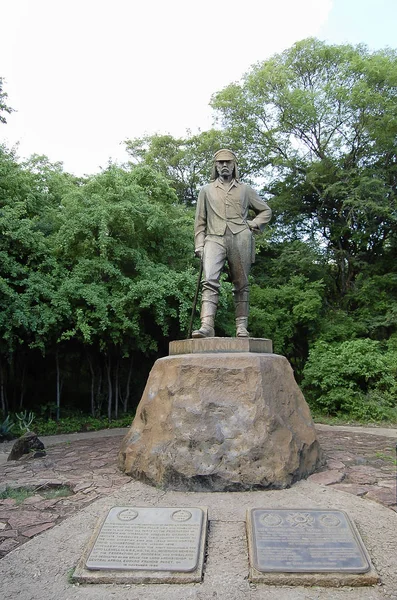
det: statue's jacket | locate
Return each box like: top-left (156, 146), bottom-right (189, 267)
top-left (194, 178), bottom-right (272, 253)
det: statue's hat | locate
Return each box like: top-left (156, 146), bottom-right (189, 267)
top-left (213, 149), bottom-right (237, 162)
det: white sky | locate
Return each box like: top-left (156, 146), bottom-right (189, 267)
top-left (1, 0), bottom-right (396, 176)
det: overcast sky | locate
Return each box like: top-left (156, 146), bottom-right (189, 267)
top-left (1, 0), bottom-right (396, 176)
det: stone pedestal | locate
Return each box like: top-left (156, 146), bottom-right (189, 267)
top-left (118, 340), bottom-right (324, 491)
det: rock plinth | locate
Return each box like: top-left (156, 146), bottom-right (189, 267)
top-left (118, 352), bottom-right (324, 491)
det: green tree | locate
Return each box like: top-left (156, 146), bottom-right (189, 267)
top-left (211, 38), bottom-right (397, 297)
top-left (0, 146), bottom-right (70, 413)
top-left (249, 276), bottom-right (325, 371)
top-left (124, 129), bottom-right (231, 205)
top-left (53, 164), bottom-right (196, 418)
top-left (0, 78), bottom-right (14, 125)
top-left (302, 338), bottom-right (397, 420)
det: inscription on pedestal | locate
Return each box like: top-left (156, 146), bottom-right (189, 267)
top-left (248, 509), bottom-right (370, 573)
top-left (169, 337), bottom-right (273, 355)
top-left (86, 507), bottom-right (204, 572)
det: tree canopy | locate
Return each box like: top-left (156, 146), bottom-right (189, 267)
top-left (1, 40), bottom-right (397, 424)
top-left (0, 78), bottom-right (14, 126)
top-left (211, 38), bottom-right (397, 296)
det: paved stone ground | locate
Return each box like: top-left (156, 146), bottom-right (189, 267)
top-left (0, 425), bottom-right (396, 560)
top-left (310, 427), bottom-right (396, 511)
top-left (0, 433), bottom-right (131, 558)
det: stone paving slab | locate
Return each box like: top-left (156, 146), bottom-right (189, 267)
top-left (309, 429), bottom-right (397, 510)
top-left (0, 435), bottom-right (131, 558)
top-left (0, 425), bottom-right (396, 561)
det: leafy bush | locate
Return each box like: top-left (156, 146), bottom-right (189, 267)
top-left (302, 338), bottom-right (397, 421)
top-left (15, 411), bottom-right (35, 433)
top-left (249, 276), bottom-right (325, 359)
top-left (32, 414), bottom-right (134, 436)
top-left (0, 415), bottom-right (15, 441)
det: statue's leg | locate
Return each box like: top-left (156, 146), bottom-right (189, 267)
top-left (192, 237), bottom-right (225, 338)
top-left (228, 229), bottom-right (252, 337)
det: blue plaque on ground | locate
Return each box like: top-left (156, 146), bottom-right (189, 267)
top-left (248, 509), bottom-right (370, 573)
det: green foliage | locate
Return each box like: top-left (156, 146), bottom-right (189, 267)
top-left (1, 39), bottom-right (397, 425)
top-left (0, 485), bottom-right (72, 504)
top-left (40, 486), bottom-right (73, 499)
top-left (53, 164), bottom-right (196, 353)
top-left (302, 338), bottom-right (397, 420)
top-left (0, 145), bottom-right (75, 356)
top-left (15, 411), bottom-right (35, 432)
top-left (0, 487), bottom-right (39, 504)
top-left (0, 149), bottom-right (198, 417)
top-left (0, 415), bottom-right (15, 441)
top-left (249, 275), bottom-right (325, 368)
top-left (32, 414), bottom-right (135, 436)
top-left (124, 129), bottom-right (232, 204)
top-left (212, 38), bottom-right (397, 296)
top-left (0, 77), bottom-right (14, 125)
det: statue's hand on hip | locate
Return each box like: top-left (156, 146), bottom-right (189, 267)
top-left (247, 220), bottom-right (260, 234)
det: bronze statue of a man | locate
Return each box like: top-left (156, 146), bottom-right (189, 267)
top-left (192, 149), bottom-right (272, 338)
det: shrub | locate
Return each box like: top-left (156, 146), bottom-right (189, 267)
top-left (0, 415), bottom-right (15, 441)
top-left (32, 414), bottom-right (134, 436)
top-left (302, 338), bottom-right (397, 421)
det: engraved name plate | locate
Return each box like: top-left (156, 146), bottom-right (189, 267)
top-left (249, 509), bottom-right (370, 573)
top-left (86, 507), bottom-right (204, 572)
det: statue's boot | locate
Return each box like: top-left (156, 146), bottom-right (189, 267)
top-left (236, 317), bottom-right (249, 337)
top-left (192, 301), bottom-right (216, 338)
top-left (235, 296), bottom-right (249, 337)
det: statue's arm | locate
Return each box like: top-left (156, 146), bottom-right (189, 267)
top-left (246, 186), bottom-right (272, 232)
top-left (194, 187), bottom-right (207, 256)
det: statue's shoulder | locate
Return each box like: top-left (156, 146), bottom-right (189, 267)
top-left (199, 181), bottom-right (215, 195)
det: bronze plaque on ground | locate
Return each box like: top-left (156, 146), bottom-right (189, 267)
top-left (73, 506), bottom-right (208, 584)
top-left (248, 509), bottom-right (370, 574)
top-left (246, 508), bottom-right (379, 586)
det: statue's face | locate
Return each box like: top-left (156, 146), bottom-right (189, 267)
top-left (216, 160), bottom-right (235, 179)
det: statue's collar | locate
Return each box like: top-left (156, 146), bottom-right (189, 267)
top-left (214, 177), bottom-right (239, 188)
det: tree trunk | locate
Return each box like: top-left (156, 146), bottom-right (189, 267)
top-left (87, 354), bottom-right (95, 417)
top-left (114, 358), bottom-right (119, 420)
top-left (9, 356), bottom-right (16, 412)
top-left (96, 367), bottom-right (103, 417)
top-left (55, 351), bottom-right (61, 422)
top-left (19, 363), bottom-right (26, 410)
top-left (0, 355), bottom-right (7, 415)
top-left (106, 354), bottom-right (112, 422)
top-left (121, 357), bottom-right (133, 414)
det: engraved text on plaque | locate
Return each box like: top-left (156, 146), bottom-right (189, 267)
top-left (249, 509), bottom-right (370, 573)
top-left (86, 507), bottom-right (204, 572)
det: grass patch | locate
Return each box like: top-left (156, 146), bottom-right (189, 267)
top-left (0, 485), bottom-right (73, 504)
top-left (373, 451), bottom-right (397, 465)
top-left (67, 567), bottom-right (76, 585)
top-left (0, 487), bottom-right (35, 504)
top-left (40, 486), bottom-right (73, 499)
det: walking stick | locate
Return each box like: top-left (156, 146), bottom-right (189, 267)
top-left (188, 258), bottom-right (203, 339)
